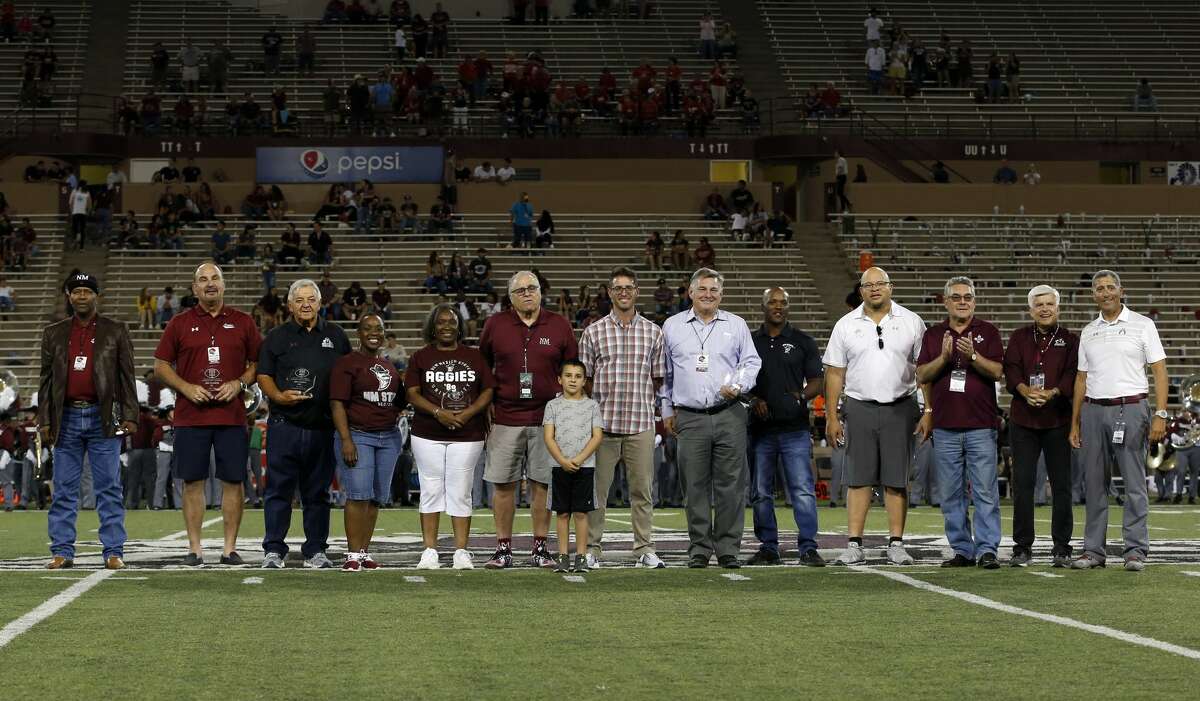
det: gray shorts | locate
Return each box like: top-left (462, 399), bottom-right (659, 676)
top-left (844, 395), bottom-right (920, 489)
top-left (484, 424), bottom-right (552, 485)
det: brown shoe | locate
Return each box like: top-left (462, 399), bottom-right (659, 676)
top-left (46, 556), bottom-right (74, 570)
top-left (105, 556), bottom-right (125, 570)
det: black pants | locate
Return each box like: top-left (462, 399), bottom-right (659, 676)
top-left (1010, 423), bottom-right (1073, 553)
top-left (71, 213), bottom-right (88, 248)
top-left (835, 174), bottom-right (851, 211)
top-left (263, 420), bottom-right (335, 558)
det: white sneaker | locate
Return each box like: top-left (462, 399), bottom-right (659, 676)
top-left (887, 542), bottom-right (915, 566)
top-left (585, 552), bottom-right (599, 569)
top-left (416, 548), bottom-right (440, 569)
top-left (833, 542), bottom-right (866, 566)
top-left (452, 549), bottom-right (474, 570)
top-left (636, 552), bottom-right (666, 569)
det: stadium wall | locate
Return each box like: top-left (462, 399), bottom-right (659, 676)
top-left (841, 184), bottom-right (1200, 216)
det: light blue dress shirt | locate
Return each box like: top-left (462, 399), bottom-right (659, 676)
top-left (660, 308), bottom-right (761, 418)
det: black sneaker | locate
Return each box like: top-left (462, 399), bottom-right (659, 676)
top-left (798, 549), bottom-right (827, 567)
top-left (182, 552), bottom-right (204, 567)
top-left (717, 555), bottom-right (741, 569)
top-left (1051, 550), bottom-right (1071, 568)
top-left (572, 554), bottom-right (589, 573)
top-left (1008, 549), bottom-right (1032, 567)
top-left (941, 553), bottom-right (975, 568)
top-left (1190, 497), bottom-right (1196, 505)
top-left (978, 553), bottom-right (1000, 569)
top-left (219, 551), bottom-right (244, 566)
top-left (553, 554), bottom-right (570, 573)
top-left (827, 501), bottom-right (838, 508)
top-left (1173, 494), bottom-right (1183, 504)
top-left (745, 549), bottom-right (782, 566)
top-left (687, 555), bottom-right (709, 569)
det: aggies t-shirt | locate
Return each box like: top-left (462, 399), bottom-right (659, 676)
top-left (329, 351), bottom-right (404, 432)
top-left (404, 345), bottom-right (496, 442)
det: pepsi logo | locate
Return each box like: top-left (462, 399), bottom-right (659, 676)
top-left (300, 149), bottom-right (329, 179)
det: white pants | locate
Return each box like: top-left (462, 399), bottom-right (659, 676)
top-left (411, 436), bottom-right (484, 517)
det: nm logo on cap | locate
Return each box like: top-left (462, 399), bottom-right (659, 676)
top-left (300, 149), bottom-right (329, 179)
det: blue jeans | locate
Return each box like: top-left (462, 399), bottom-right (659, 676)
top-left (49, 406), bottom-right (126, 559)
top-left (933, 428), bottom-right (1001, 558)
top-left (750, 429), bottom-right (817, 554)
top-left (335, 429), bottom-right (400, 504)
top-left (263, 419), bottom-right (335, 558)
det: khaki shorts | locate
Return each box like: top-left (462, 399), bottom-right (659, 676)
top-left (484, 424), bottom-right (552, 485)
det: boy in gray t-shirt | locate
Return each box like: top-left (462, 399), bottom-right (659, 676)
top-left (542, 359), bottom-right (603, 573)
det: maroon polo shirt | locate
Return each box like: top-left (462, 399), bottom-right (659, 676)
top-left (154, 305), bottom-right (261, 427)
top-left (404, 344), bottom-right (496, 442)
top-left (478, 308), bottom-right (578, 426)
top-left (1003, 324), bottom-right (1079, 430)
top-left (330, 350), bottom-right (404, 433)
top-left (65, 317), bottom-right (98, 402)
top-left (917, 317), bottom-right (1004, 430)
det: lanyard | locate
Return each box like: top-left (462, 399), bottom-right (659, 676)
top-left (689, 316), bottom-right (718, 354)
top-left (71, 319), bottom-right (96, 360)
top-left (198, 309), bottom-right (224, 347)
top-left (1033, 325), bottom-right (1058, 369)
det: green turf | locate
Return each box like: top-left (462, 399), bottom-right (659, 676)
top-left (4, 503), bottom-right (1200, 559)
top-left (0, 567), bottom-right (1198, 700)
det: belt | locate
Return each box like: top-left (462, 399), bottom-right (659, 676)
top-left (68, 400), bottom-right (97, 408)
top-left (853, 394), bottom-right (915, 407)
top-left (1085, 394), bottom-right (1147, 406)
top-left (676, 402), bottom-right (735, 416)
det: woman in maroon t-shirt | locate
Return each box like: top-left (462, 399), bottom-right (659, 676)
top-left (330, 313), bottom-right (404, 572)
top-left (404, 303), bottom-right (495, 570)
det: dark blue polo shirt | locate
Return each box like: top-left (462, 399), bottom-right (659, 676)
top-left (749, 323), bottom-right (823, 434)
top-left (258, 318), bottom-right (351, 429)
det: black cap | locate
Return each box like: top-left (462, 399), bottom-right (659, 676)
top-left (65, 272), bottom-right (99, 294)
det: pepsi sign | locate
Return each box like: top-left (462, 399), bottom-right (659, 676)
top-left (256, 146), bottom-right (444, 183)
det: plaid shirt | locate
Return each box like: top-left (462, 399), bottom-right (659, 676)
top-left (579, 311), bottom-right (666, 434)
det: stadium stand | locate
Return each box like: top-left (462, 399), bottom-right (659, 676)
top-left (759, 0), bottom-right (1200, 141)
top-left (0, 214), bottom-right (67, 395)
top-left (0, 0), bottom-right (91, 132)
top-left (834, 213), bottom-right (1199, 404)
top-left (120, 0), bottom-right (750, 137)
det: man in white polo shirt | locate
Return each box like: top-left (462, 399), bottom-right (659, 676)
top-left (824, 267), bottom-right (931, 566)
top-left (1069, 269), bottom-right (1168, 572)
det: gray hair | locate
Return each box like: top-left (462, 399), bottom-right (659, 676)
top-left (1092, 269), bottom-right (1122, 288)
top-left (507, 270), bottom-right (539, 293)
top-left (287, 278), bottom-right (321, 304)
top-left (859, 267), bottom-right (890, 285)
top-left (1027, 284), bottom-right (1060, 308)
top-left (943, 276), bottom-right (975, 297)
top-left (761, 287), bottom-right (789, 307)
top-left (689, 267), bottom-right (724, 291)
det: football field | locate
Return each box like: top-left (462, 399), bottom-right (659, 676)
top-left (1, 504), bottom-right (1198, 700)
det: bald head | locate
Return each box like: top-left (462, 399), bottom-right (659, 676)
top-left (193, 261), bottom-right (226, 307)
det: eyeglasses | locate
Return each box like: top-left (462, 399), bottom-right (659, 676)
top-left (611, 285), bottom-right (637, 295)
top-left (861, 282), bottom-right (890, 291)
top-left (876, 325), bottom-right (884, 349)
top-left (949, 294), bottom-right (975, 303)
top-left (510, 285), bottom-right (540, 296)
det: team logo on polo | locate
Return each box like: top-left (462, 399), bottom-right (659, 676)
top-left (300, 149), bottom-right (329, 179)
top-left (321, 337), bottom-right (334, 349)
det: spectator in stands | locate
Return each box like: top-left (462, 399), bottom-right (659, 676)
top-left (0, 3), bottom-right (14, 43)
top-left (931, 160), bottom-right (950, 183)
top-left (430, 3), bottom-right (450, 57)
top-left (534, 210), bottom-right (555, 249)
top-left (173, 94), bottom-right (195, 135)
top-left (344, 74), bottom-right (368, 135)
top-left (154, 159), bottom-right (180, 183)
top-left (195, 182), bottom-right (217, 220)
top-left (708, 61), bottom-right (727, 108)
top-left (955, 40), bottom-right (974, 88)
top-left (317, 271), bottom-right (341, 320)
top-left (834, 150), bottom-right (852, 212)
top-left (68, 181), bottom-right (91, 251)
top-left (259, 247), bottom-right (276, 292)
top-left (740, 89), bottom-right (760, 132)
top-left (1133, 78), bottom-right (1158, 112)
top-left (308, 222), bottom-right (334, 265)
top-left (669, 230), bottom-right (690, 270)
top-left (423, 197), bottom-right (449, 238)
top-left (389, 0), bottom-right (411, 26)
top-left (343, 281), bottom-right (367, 321)
top-left (323, 0), bottom-right (348, 22)
top-left (1006, 52), bottom-right (1021, 103)
top-left (150, 42), bottom-right (169, 87)
top-left (985, 52), bottom-right (1003, 103)
top-left (135, 287), bottom-right (156, 329)
top-left (698, 12), bottom-right (716, 60)
top-left (178, 38), bottom-right (201, 93)
top-left (424, 252), bottom-right (448, 292)
top-left (235, 224), bottom-right (257, 261)
top-left (629, 229), bottom-right (664, 273)
top-left (473, 161), bottom-right (496, 182)
top-left (864, 9), bottom-right (883, 44)
top-left (730, 209), bottom-right (747, 241)
top-left (141, 89), bottom-right (163, 135)
top-left (467, 248), bottom-right (493, 293)
top-left (766, 209), bottom-right (793, 245)
top-left (253, 286), bottom-right (284, 332)
top-left (717, 22), bottom-right (737, 59)
top-left (509, 192), bottom-right (534, 248)
top-left (729, 179), bottom-right (754, 214)
top-left (157, 286), bottom-right (177, 328)
top-left (372, 279), bottom-right (393, 319)
top-left (261, 26), bottom-right (283, 75)
top-left (297, 26), bottom-right (317, 77)
top-left (928, 47), bottom-right (949, 88)
top-left (410, 13), bottom-right (429, 59)
top-left (211, 222), bottom-right (234, 264)
top-left (23, 160), bottom-right (45, 182)
top-left (237, 92), bottom-right (269, 134)
top-left (206, 40), bottom-right (233, 94)
top-left (865, 40), bottom-right (886, 94)
top-left (993, 159), bottom-right (1018, 185)
top-left (1023, 163), bottom-right (1041, 185)
top-left (241, 185), bottom-right (269, 219)
top-left (399, 194), bottom-right (419, 233)
top-left (694, 237), bottom-right (715, 269)
top-left (371, 72), bottom-right (395, 136)
top-left (887, 52), bottom-right (907, 96)
top-left (497, 158), bottom-right (517, 184)
top-left (702, 187), bottom-right (729, 221)
top-left (278, 223), bottom-right (303, 264)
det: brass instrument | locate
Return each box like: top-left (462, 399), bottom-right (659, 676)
top-left (242, 384), bottom-right (264, 415)
top-left (0, 369), bottom-right (17, 414)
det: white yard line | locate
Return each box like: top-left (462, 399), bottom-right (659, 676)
top-left (1181, 571), bottom-right (1200, 578)
top-left (864, 568), bottom-right (1200, 660)
top-left (0, 570), bottom-right (115, 649)
top-left (603, 517), bottom-right (672, 533)
top-left (721, 573), bottom-right (751, 581)
top-left (1029, 572), bottom-right (1065, 579)
top-left (161, 516), bottom-right (225, 541)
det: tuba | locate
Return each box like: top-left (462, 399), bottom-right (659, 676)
top-left (1174, 375), bottom-right (1200, 449)
top-left (242, 383), bottom-right (264, 415)
top-left (0, 369), bottom-right (18, 414)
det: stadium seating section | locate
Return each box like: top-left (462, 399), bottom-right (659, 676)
top-left (1, 0), bottom-right (91, 131)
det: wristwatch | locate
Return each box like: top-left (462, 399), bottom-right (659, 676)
top-left (1154, 409), bottom-right (1170, 420)
top-left (969, 352), bottom-right (978, 362)
top-left (238, 380), bottom-right (248, 392)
